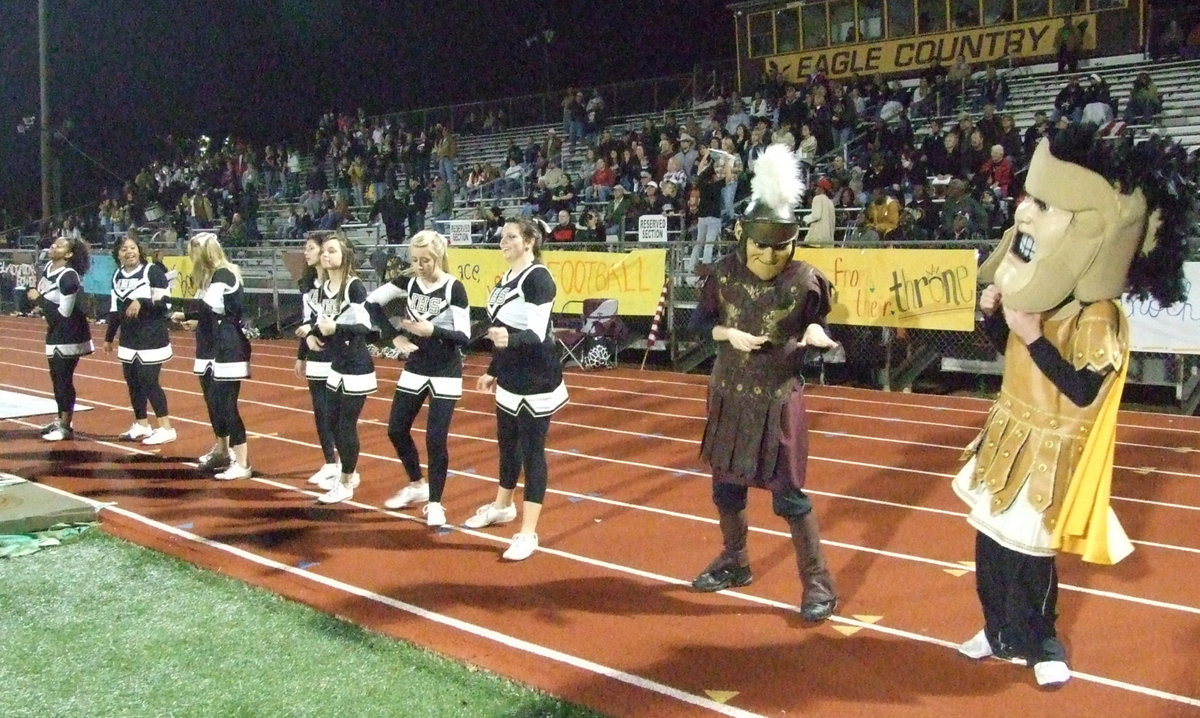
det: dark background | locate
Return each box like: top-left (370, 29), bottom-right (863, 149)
top-left (0, 0), bottom-right (737, 227)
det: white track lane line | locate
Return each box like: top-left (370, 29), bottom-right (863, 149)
top-left (18, 423), bottom-right (1200, 711)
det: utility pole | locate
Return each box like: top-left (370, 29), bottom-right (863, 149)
top-left (39, 0), bottom-right (53, 222)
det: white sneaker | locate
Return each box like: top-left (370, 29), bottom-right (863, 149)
top-left (463, 502), bottom-right (518, 529)
top-left (141, 427), bottom-right (177, 446)
top-left (306, 463), bottom-right (340, 485)
top-left (198, 448), bottom-right (231, 471)
top-left (958, 629), bottom-right (993, 660)
top-left (502, 532), bottom-right (539, 561)
top-left (42, 427), bottom-right (73, 442)
top-left (119, 423), bottom-right (154, 441)
top-left (40, 419), bottom-right (60, 435)
top-left (214, 463), bottom-right (252, 481)
top-left (1034, 660), bottom-right (1071, 687)
top-left (317, 474), bottom-right (358, 504)
top-left (316, 472), bottom-right (360, 492)
top-left (383, 481), bottom-right (430, 509)
top-left (423, 502), bottom-right (446, 527)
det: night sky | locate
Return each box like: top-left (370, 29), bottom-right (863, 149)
top-left (0, 0), bottom-right (737, 225)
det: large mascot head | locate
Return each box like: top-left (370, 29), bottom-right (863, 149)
top-left (980, 128), bottom-right (1195, 312)
top-left (738, 144), bottom-right (802, 281)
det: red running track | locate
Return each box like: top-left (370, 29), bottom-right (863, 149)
top-left (2, 315), bottom-right (1199, 717)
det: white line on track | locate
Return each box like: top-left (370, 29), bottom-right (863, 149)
top-left (18, 421), bottom-right (1200, 711)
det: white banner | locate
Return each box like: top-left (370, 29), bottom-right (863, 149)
top-left (1123, 262), bottom-right (1200, 354)
top-left (446, 220), bottom-right (474, 245)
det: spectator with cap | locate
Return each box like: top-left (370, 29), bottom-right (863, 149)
top-left (673, 133), bottom-right (699, 178)
top-left (1080, 73), bottom-right (1114, 126)
top-left (936, 209), bottom-right (982, 242)
top-left (604, 184), bottom-right (634, 240)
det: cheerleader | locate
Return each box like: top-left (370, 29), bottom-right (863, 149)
top-left (103, 234), bottom-right (176, 445)
top-left (304, 232), bottom-right (376, 504)
top-left (294, 233), bottom-right (338, 484)
top-left (28, 235), bottom-right (93, 441)
top-left (366, 230), bottom-right (470, 527)
top-left (470, 218), bottom-right (568, 561)
top-left (170, 232), bottom-right (252, 480)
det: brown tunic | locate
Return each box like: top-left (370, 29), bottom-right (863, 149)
top-left (963, 300), bottom-right (1126, 533)
top-left (699, 254), bottom-right (833, 491)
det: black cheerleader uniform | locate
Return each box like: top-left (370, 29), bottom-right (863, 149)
top-left (298, 272), bottom-right (336, 467)
top-left (315, 275), bottom-right (376, 396)
top-left (105, 263), bottom-right (173, 364)
top-left (485, 263), bottom-right (567, 416)
top-left (186, 266), bottom-right (251, 381)
top-left (105, 262), bottom-right (173, 423)
top-left (39, 263), bottom-right (93, 360)
top-left (368, 274), bottom-right (470, 498)
top-left (38, 262), bottom-right (93, 421)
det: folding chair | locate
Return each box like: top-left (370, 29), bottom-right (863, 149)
top-left (553, 298), bottom-right (626, 370)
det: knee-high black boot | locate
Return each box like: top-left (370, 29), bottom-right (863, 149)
top-left (789, 512), bottom-right (837, 621)
top-left (692, 509), bottom-right (753, 592)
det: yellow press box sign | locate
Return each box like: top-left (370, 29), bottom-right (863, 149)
top-left (450, 247), bottom-right (667, 316)
top-left (771, 14), bottom-right (1095, 81)
top-left (796, 247), bottom-right (978, 331)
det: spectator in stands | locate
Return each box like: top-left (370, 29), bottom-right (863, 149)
top-left (1054, 17), bottom-right (1087, 73)
top-left (1023, 110), bottom-right (1051, 159)
top-left (928, 129), bottom-right (962, 178)
top-left (940, 178), bottom-right (987, 237)
top-left (974, 66), bottom-right (1010, 111)
top-left (909, 78), bottom-right (934, 120)
top-left (431, 176), bottom-right (453, 234)
top-left (585, 90), bottom-right (606, 141)
top-left (1081, 73), bottom-right (1115, 126)
top-left (348, 156), bottom-right (367, 208)
top-left (689, 144), bottom-right (724, 274)
top-left (1154, 18), bottom-right (1184, 61)
top-left (662, 156), bottom-right (688, 193)
top-left (1125, 72), bottom-right (1163, 124)
top-left (584, 157), bottom-right (616, 204)
top-left (642, 181), bottom-right (664, 215)
top-left (720, 155), bottom-right (747, 223)
top-left (962, 129), bottom-right (990, 184)
top-left (369, 186), bottom-right (407, 243)
top-left (936, 209), bottom-right (982, 242)
top-left (976, 103), bottom-right (1001, 147)
top-left (406, 176), bottom-right (430, 237)
top-left (946, 53), bottom-right (973, 100)
top-left (575, 210), bottom-right (604, 245)
top-left (996, 114), bottom-right (1023, 163)
top-left (979, 145), bottom-right (1014, 200)
top-left (674, 133), bottom-right (699, 178)
top-left (905, 183), bottom-right (940, 240)
top-left (548, 209), bottom-right (576, 244)
top-left (435, 125), bottom-right (458, 192)
top-left (1050, 80), bottom-right (1082, 126)
top-left (604, 184), bottom-right (633, 239)
top-left (802, 178), bottom-right (836, 246)
top-left (857, 187), bottom-right (900, 242)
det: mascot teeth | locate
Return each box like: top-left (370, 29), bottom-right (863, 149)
top-left (1014, 232), bottom-right (1036, 262)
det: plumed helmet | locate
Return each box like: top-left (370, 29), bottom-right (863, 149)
top-left (740, 144), bottom-right (803, 246)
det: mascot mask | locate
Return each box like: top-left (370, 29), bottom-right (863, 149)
top-left (738, 144), bottom-right (801, 281)
top-left (979, 139), bottom-right (1150, 313)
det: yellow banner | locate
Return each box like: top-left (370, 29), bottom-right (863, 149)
top-left (772, 14), bottom-right (1096, 81)
top-left (161, 256), bottom-right (198, 299)
top-left (449, 248), bottom-right (667, 316)
top-left (796, 247), bottom-right (977, 330)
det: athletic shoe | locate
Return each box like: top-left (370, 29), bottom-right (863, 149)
top-left (316, 472), bottom-right (360, 492)
top-left (958, 629), bottom-right (993, 660)
top-left (40, 419), bottom-right (60, 435)
top-left (42, 427), bottom-right (73, 442)
top-left (119, 423), bottom-right (154, 441)
top-left (214, 463), bottom-right (252, 481)
top-left (141, 427), bottom-right (177, 446)
top-left (463, 502), bottom-right (517, 529)
top-left (502, 532), bottom-right (539, 561)
top-left (317, 474), bottom-right (358, 504)
top-left (423, 502), bottom-right (446, 528)
top-left (197, 449), bottom-right (231, 471)
top-left (306, 463), bottom-right (340, 485)
top-left (383, 481), bottom-right (430, 509)
top-left (1034, 660), bottom-right (1071, 687)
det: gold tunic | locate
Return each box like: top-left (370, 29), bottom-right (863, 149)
top-left (963, 300), bottom-right (1126, 534)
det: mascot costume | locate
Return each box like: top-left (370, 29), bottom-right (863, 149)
top-left (689, 144), bottom-right (840, 622)
top-left (955, 127), bottom-right (1196, 686)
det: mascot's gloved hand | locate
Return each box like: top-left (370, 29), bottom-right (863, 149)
top-left (799, 323), bottom-right (837, 349)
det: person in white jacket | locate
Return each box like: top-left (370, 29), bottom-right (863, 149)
top-left (802, 178), bottom-right (836, 246)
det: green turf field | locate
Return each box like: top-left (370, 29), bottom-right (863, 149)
top-left (0, 529), bottom-right (604, 718)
